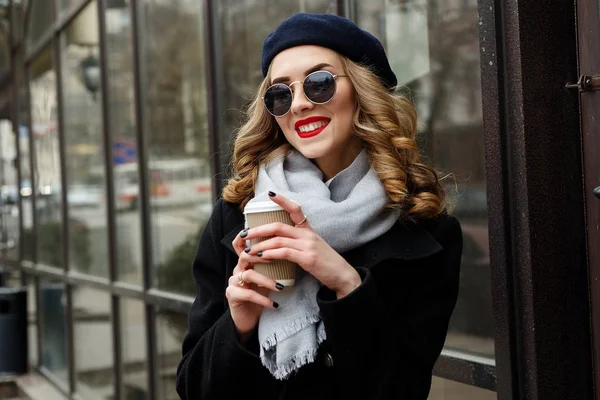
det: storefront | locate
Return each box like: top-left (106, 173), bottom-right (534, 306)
top-left (0, 0), bottom-right (597, 399)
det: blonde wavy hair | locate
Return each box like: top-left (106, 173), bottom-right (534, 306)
top-left (222, 55), bottom-right (447, 220)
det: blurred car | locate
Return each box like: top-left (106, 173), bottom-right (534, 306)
top-left (67, 184), bottom-right (104, 208)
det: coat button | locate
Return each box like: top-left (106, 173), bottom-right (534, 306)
top-left (323, 352), bottom-right (334, 368)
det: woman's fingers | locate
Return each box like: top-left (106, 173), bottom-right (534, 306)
top-left (228, 269), bottom-right (283, 292)
top-left (244, 222), bottom-right (302, 240)
top-left (225, 284), bottom-right (278, 310)
top-left (267, 192), bottom-right (309, 227)
top-left (232, 228), bottom-right (249, 256)
top-left (246, 236), bottom-right (304, 255)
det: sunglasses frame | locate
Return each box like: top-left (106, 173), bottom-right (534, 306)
top-left (262, 70), bottom-right (348, 117)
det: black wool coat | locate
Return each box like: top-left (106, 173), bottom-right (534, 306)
top-left (176, 199), bottom-right (463, 400)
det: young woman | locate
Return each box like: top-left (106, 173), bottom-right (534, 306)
top-left (176, 13), bottom-right (462, 400)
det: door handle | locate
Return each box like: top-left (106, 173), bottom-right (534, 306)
top-left (594, 186), bottom-right (600, 199)
top-left (565, 75), bottom-right (600, 92)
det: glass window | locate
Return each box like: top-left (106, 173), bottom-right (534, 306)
top-left (355, 0), bottom-right (493, 359)
top-left (156, 308), bottom-right (187, 400)
top-left (0, 114), bottom-right (19, 260)
top-left (25, 0), bottom-right (54, 52)
top-left (30, 48), bottom-right (64, 269)
top-left (17, 62), bottom-right (34, 262)
top-left (59, 0), bottom-right (85, 12)
top-left (429, 377), bottom-right (496, 399)
top-left (103, 0), bottom-right (144, 286)
top-left (121, 299), bottom-right (149, 399)
top-left (73, 286), bottom-right (114, 400)
top-left (0, 267), bottom-right (20, 287)
top-left (39, 280), bottom-right (68, 383)
top-left (216, 0), bottom-right (338, 169)
top-left (140, 0), bottom-right (212, 296)
top-left (62, 1), bottom-right (108, 278)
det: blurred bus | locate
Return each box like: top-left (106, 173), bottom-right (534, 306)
top-left (90, 158), bottom-right (212, 211)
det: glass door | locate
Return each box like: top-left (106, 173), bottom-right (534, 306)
top-left (575, 0), bottom-right (600, 396)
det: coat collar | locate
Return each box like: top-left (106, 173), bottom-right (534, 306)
top-left (219, 217), bottom-right (443, 269)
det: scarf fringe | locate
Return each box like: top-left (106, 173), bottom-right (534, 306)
top-left (261, 314), bottom-right (321, 350)
top-left (261, 323), bottom-right (327, 380)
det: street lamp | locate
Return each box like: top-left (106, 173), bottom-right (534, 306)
top-left (79, 54), bottom-right (100, 100)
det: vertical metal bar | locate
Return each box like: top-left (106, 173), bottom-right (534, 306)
top-left (34, 275), bottom-right (42, 370)
top-left (129, 1), bottom-right (158, 398)
top-left (477, 1), bottom-right (516, 398)
top-left (335, 0), bottom-right (345, 16)
top-left (202, 0), bottom-right (221, 202)
top-left (96, 0), bottom-right (122, 398)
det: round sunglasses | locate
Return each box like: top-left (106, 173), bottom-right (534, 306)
top-left (262, 70), bottom-right (347, 117)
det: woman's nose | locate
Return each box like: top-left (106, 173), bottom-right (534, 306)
top-left (289, 82), bottom-right (314, 115)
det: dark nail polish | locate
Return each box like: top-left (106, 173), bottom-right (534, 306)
top-left (275, 282), bottom-right (284, 290)
top-left (240, 229), bottom-right (248, 238)
top-left (244, 247), bottom-right (251, 253)
top-left (273, 301), bottom-right (279, 309)
top-left (268, 191), bottom-right (276, 197)
top-left (257, 251), bottom-right (263, 257)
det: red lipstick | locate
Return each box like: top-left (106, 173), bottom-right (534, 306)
top-left (294, 116), bottom-right (330, 139)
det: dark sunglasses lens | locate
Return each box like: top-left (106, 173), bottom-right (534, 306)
top-left (264, 85), bottom-right (292, 116)
top-left (304, 72), bottom-right (336, 104)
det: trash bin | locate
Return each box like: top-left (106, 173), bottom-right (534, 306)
top-left (0, 288), bottom-right (28, 375)
top-left (0, 267), bottom-right (10, 287)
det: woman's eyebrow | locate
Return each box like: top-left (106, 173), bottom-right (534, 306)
top-left (271, 63), bottom-right (335, 85)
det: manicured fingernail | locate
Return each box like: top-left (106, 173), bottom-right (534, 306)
top-left (240, 229), bottom-right (248, 238)
top-left (244, 247), bottom-right (251, 253)
top-left (275, 282), bottom-right (284, 290)
top-left (257, 251), bottom-right (263, 257)
top-left (273, 301), bottom-right (279, 308)
top-left (268, 191), bottom-right (276, 197)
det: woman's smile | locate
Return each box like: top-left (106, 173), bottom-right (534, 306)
top-left (295, 116), bottom-right (330, 138)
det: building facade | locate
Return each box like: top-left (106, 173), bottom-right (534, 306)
top-left (0, 0), bottom-right (598, 399)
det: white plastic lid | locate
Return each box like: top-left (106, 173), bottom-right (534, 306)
top-left (243, 200), bottom-right (284, 214)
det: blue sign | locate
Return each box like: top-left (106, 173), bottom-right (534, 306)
top-left (112, 141), bottom-right (137, 165)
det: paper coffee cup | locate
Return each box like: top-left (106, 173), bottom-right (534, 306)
top-left (244, 201), bottom-right (297, 286)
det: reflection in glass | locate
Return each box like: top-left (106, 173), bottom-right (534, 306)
top-left (104, 0), bottom-right (144, 285)
top-left (62, 1), bottom-right (108, 278)
top-left (30, 48), bottom-right (64, 269)
top-left (26, 276), bottom-right (38, 366)
top-left (39, 280), bottom-right (68, 383)
top-left (18, 65), bottom-right (34, 262)
top-left (0, 5), bottom-right (11, 82)
top-left (25, 1), bottom-right (54, 51)
top-left (121, 299), bottom-right (149, 399)
top-left (156, 309), bottom-right (187, 400)
top-left (356, 0), bottom-right (493, 358)
top-left (141, 0), bottom-right (213, 296)
top-left (0, 117), bottom-right (19, 260)
top-left (59, 0), bottom-right (85, 11)
top-left (428, 377), bottom-right (496, 399)
top-left (73, 287), bottom-right (114, 399)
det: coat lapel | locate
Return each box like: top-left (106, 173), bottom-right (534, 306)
top-left (219, 216), bottom-right (443, 269)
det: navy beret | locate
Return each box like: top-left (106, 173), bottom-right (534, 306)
top-left (262, 13), bottom-right (397, 90)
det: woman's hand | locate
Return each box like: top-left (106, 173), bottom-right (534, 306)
top-left (244, 192), bottom-right (362, 299)
top-left (227, 231), bottom-right (283, 343)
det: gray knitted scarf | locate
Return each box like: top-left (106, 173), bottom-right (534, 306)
top-left (249, 148), bottom-right (401, 380)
